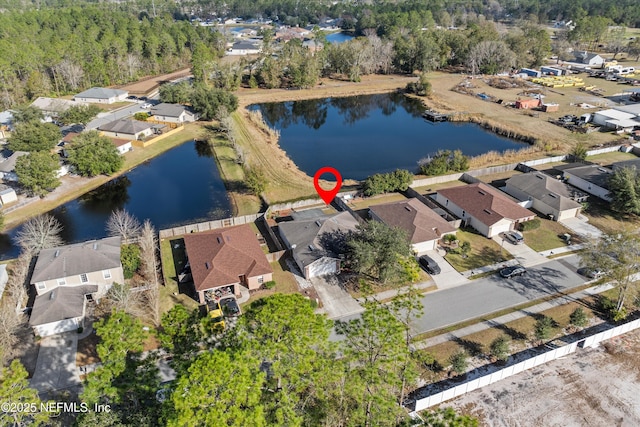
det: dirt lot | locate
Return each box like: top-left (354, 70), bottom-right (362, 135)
top-left (445, 329), bottom-right (640, 426)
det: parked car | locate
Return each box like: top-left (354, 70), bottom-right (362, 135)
top-left (418, 255), bottom-right (441, 275)
top-left (577, 267), bottom-right (605, 279)
top-left (503, 231), bottom-right (524, 245)
top-left (499, 265), bottom-right (526, 278)
top-left (140, 102), bottom-right (152, 109)
top-left (220, 297), bottom-right (241, 316)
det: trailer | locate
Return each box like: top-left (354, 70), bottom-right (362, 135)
top-left (520, 68), bottom-right (541, 78)
top-left (541, 66), bottom-right (563, 76)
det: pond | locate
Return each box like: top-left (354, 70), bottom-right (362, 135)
top-left (326, 32), bottom-right (354, 44)
top-left (249, 93), bottom-right (528, 180)
top-left (0, 140), bottom-right (231, 259)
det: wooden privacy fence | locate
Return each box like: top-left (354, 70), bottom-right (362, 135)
top-left (159, 213), bottom-right (263, 238)
top-left (409, 317), bottom-right (640, 413)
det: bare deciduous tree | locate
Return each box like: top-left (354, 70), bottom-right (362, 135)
top-left (106, 209), bottom-right (141, 243)
top-left (0, 302), bottom-right (22, 364)
top-left (16, 214), bottom-right (63, 255)
top-left (52, 58), bottom-right (85, 91)
top-left (103, 282), bottom-right (145, 318)
top-left (139, 220), bottom-right (161, 326)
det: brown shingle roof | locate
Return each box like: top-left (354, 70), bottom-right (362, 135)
top-left (184, 224), bottom-right (273, 292)
top-left (438, 182), bottom-right (534, 226)
top-left (369, 198), bottom-right (456, 244)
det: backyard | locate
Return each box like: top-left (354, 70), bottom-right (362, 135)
top-left (444, 229), bottom-right (513, 272)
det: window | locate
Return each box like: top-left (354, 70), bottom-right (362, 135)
top-left (37, 282), bottom-right (45, 290)
top-left (257, 276), bottom-right (264, 284)
top-left (103, 270), bottom-right (112, 279)
top-left (80, 273), bottom-right (88, 283)
top-left (57, 278), bottom-right (66, 286)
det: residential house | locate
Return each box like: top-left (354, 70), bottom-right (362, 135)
top-left (503, 172), bottom-right (585, 221)
top-left (30, 97), bottom-right (86, 118)
top-left (559, 163), bottom-right (613, 201)
top-left (98, 119), bottom-right (156, 140)
top-left (611, 158), bottom-right (640, 172)
top-left (0, 185), bottom-right (17, 206)
top-left (183, 224), bottom-right (273, 303)
top-left (279, 211), bottom-right (359, 279)
top-left (369, 198), bottom-right (457, 253)
top-left (29, 236), bottom-right (124, 336)
top-left (150, 103), bottom-right (199, 124)
top-left (573, 51), bottom-right (605, 66)
top-left (226, 41), bottom-right (261, 56)
top-left (110, 138), bottom-right (133, 155)
top-left (0, 150), bottom-right (28, 182)
top-left (74, 87), bottom-right (129, 104)
top-left (434, 183), bottom-right (535, 238)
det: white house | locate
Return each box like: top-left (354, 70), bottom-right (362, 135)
top-left (29, 236), bottom-right (124, 336)
top-left (503, 172), bottom-right (585, 221)
top-left (226, 41), bottom-right (261, 56)
top-left (559, 163), bottom-right (613, 202)
top-left (110, 138), bottom-right (133, 155)
top-left (150, 103), bottom-right (199, 124)
top-left (369, 198), bottom-right (457, 253)
top-left (279, 211), bottom-right (359, 279)
top-left (574, 51), bottom-right (605, 66)
top-left (435, 183), bottom-right (535, 238)
top-left (74, 87), bottom-right (129, 104)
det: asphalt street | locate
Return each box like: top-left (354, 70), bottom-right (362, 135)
top-left (408, 254), bottom-right (584, 334)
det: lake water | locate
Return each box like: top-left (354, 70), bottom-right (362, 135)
top-left (326, 32), bottom-right (354, 44)
top-left (249, 93), bottom-right (527, 180)
top-left (0, 141), bottom-right (231, 259)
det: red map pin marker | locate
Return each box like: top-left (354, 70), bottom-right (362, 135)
top-left (314, 167), bottom-right (342, 205)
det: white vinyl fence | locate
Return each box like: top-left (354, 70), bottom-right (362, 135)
top-left (410, 317), bottom-right (640, 413)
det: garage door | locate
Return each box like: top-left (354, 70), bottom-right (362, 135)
top-left (489, 221), bottom-right (512, 238)
top-left (307, 258), bottom-right (338, 278)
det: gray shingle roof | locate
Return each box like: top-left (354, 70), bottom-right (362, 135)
top-left (29, 285), bottom-right (98, 326)
top-left (279, 211), bottom-right (359, 268)
top-left (505, 172), bottom-right (583, 211)
top-left (611, 158), bottom-right (640, 171)
top-left (98, 119), bottom-right (154, 135)
top-left (150, 103), bottom-right (190, 118)
top-left (0, 151), bottom-right (28, 173)
top-left (560, 164), bottom-right (612, 189)
top-left (31, 236), bottom-right (122, 283)
top-left (74, 87), bottom-right (127, 100)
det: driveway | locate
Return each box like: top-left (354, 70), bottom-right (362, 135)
top-left (30, 332), bottom-right (81, 395)
top-left (421, 250), bottom-right (470, 290)
top-left (409, 255), bottom-right (586, 335)
top-left (311, 276), bottom-right (364, 319)
top-left (493, 235), bottom-right (547, 267)
top-left (559, 216), bottom-right (603, 239)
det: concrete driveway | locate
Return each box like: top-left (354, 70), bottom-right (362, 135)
top-left (311, 276), bottom-right (364, 319)
top-left (559, 216), bottom-right (603, 239)
top-left (30, 332), bottom-right (81, 395)
top-left (421, 250), bottom-right (470, 290)
top-left (493, 235), bottom-right (547, 267)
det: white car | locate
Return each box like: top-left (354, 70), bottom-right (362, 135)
top-left (140, 103), bottom-right (152, 109)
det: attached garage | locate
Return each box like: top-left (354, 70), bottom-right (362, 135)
top-left (29, 285), bottom-right (97, 337)
top-left (306, 257), bottom-right (340, 278)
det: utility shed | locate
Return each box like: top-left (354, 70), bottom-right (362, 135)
top-left (515, 98), bottom-right (541, 109)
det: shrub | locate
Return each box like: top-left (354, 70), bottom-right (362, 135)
top-left (460, 241), bottom-right (471, 258)
top-left (449, 351), bottom-right (468, 375)
top-left (570, 141), bottom-right (588, 161)
top-left (263, 280), bottom-right (276, 289)
top-left (362, 169), bottom-right (413, 197)
top-left (77, 327), bottom-right (84, 334)
top-left (569, 307), bottom-right (589, 329)
top-left (419, 150), bottom-right (469, 176)
top-left (489, 335), bottom-right (511, 361)
top-left (443, 234), bottom-right (457, 244)
top-left (121, 244), bottom-right (141, 279)
top-left (518, 219), bottom-right (541, 231)
top-left (534, 316), bottom-right (555, 342)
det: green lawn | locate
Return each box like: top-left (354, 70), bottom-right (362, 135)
top-left (411, 180), bottom-right (467, 195)
top-left (583, 197), bottom-right (640, 234)
top-left (349, 192), bottom-right (408, 210)
top-left (522, 218), bottom-right (583, 252)
top-left (586, 151), bottom-right (639, 166)
top-left (444, 229), bottom-right (513, 272)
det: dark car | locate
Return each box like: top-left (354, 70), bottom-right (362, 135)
top-left (220, 297), bottom-right (241, 316)
top-left (418, 255), bottom-right (441, 275)
top-left (503, 231), bottom-right (524, 245)
top-left (499, 265), bottom-right (526, 278)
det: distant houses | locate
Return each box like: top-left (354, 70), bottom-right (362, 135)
top-left (226, 40), bottom-right (262, 56)
top-left (150, 103), bottom-right (199, 124)
top-left (573, 51), bottom-right (605, 67)
top-left (74, 87), bottom-right (129, 104)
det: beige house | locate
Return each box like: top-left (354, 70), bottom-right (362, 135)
top-left (98, 119), bottom-right (155, 140)
top-left (184, 224), bottom-right (273, 303)
top-left (29, 236), bottom-right (123, 336)
top-left (74, 87), bottom-right (128, 104)
top-left (150, 103), bottom-right (198, 124)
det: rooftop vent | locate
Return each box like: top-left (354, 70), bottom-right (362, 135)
top-left (598, 167), bottom-right (609, 172)
top-left (49, 291), bottom-right (55, 300)
top-left (93, 243), bottom-right (98, 250)
top-left (54, 250), bottom-right (60, 258)
top-left (205, 262), bottom-right (210, 270)
top-left (483, 209), bottom-right (492, 214)
top-left (536, 175), bottom-right (544, 180)
top-left (404, 206), bottom-right (412, 212)
top-left (315, 220), bottom-right (321, 227)
top-left (549, 193), bottom-right (558, 198)
top-left (478, 190), bottom-right (486, 196)
top-left (309, 244), bottom-right (316, 251)
top-left (217, 237), bottom-right (222, 244)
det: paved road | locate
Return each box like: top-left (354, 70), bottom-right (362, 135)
top-left (85, 102), bottom-right (142, 130)
top-left (409, 255), bottom-right (584, 334)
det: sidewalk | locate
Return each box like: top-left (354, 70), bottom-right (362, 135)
top-left (412, 282), bottom-right (614, 350)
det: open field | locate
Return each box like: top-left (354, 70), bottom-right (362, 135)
top-left (443, 327), bottom-right (640, 426)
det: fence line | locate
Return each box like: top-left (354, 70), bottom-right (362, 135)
top-left (264, 250), bottom-right (287, 262)
top-left (159, 213), bottom-right (263, 238)
top-left (410, 317), bottom-right (640, 413)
